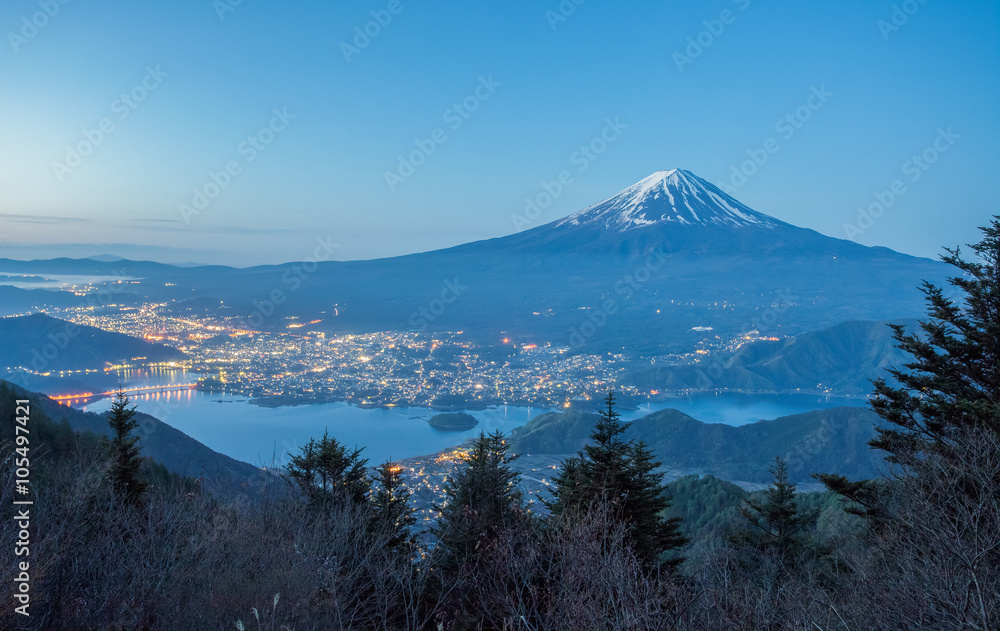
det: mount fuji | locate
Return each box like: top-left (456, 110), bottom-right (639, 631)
top-left (487, 169), bottom-right (883, 263)
top-left (3, 169), bottom-right (952, 353)
top-left (559, 169), bottom-right (778, 230)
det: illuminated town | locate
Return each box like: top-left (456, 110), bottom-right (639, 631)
top-left (15, 283), bottom-right (782, 410)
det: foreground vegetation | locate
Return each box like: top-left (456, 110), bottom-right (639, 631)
top-left (1, 218), bottom-right (998, 629)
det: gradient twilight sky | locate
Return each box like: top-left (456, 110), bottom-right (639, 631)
top-left (0, 0), bottom-right (997, 266)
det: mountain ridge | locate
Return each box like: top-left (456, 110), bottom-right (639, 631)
top-left (0, 169), bottom-right (940, 269)
top-left (509, 406), bottom-right (883, 484)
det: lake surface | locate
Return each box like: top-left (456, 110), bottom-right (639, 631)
top-left (75, 367), bottom-right (552, 466)
top-left (74, 367), bottom-right (867, 466)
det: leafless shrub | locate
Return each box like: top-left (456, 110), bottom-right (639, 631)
top-left (444, 501), bottom-right (685, 630)
top-left (833, 427), bottom-right (1000, 630)
top-left (1, 443), bottom-right (442, 630)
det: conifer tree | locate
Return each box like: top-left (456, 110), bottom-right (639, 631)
top-left (370, 460), bottom-right (416, 552)
top-left (548, 391), bottom-right (687, 570)
top-left (105, 390), bottom-right (148, 506)
top-left (731, 457), bottom-right (819, 559)
top-left (434, 430), bottom-right (529, 572)
top-left (818, 216), bottom-right (1000, 514)
top-left (285, 430), bottom-right (370, 507)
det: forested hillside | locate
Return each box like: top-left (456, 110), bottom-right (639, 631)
top-left (622, 319), bottom-right (917, 395)
top-left (510, 406), bottom-right (883, 483)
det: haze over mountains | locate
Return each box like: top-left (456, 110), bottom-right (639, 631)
top-left (1, 170), bottom-right (950, 354)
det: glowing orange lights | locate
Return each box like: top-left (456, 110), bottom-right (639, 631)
top-left (50, 383), bottom-right (196, 401)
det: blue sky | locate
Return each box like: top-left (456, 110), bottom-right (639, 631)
top-left (0, 0), bottom-right (997, 266)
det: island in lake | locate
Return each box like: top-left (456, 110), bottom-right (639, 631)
top-left (427, 412), bottom-right (479, 432)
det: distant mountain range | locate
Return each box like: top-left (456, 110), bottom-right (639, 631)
top-left (509, 406), bottom-right (884, 484)
top-left (0, 169), bottom-right (951, 353)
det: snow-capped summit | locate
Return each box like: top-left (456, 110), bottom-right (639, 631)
top-left (558, 169), bottom-right (780, 232)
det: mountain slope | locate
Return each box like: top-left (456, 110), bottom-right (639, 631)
top-left (509, 406), bottom-right (884, 483)
top-left (622, 319), bottom-right (918, 395)
top-left (0, 313), bottom-right (184, 371)
top-left (0, 285), bottom-right (85, 316)
top-left (188, 170), bottom-right (948, 351)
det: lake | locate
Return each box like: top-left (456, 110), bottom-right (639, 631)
top-left (74, 367), bottom-right (867, 466)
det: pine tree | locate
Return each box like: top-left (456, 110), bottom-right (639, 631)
top-left (818, 216), bottom-right (1000, 514)
top-left (370, 460), bottom-right (416, 552)
top-left (546, 455), bottom-right (582, 515)
top-left (285, 430), bottom-right (370, 507)
top-left (548, 391), bottom-right (687, 570)
top-left (731, 457), bottom-right (819, 559)
top-left (105, 390), bottom-right (148, 506)
top-left (871, 217), bottom-right (1000, 459)
top-left (434, 430), bottom-right (529, 572)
